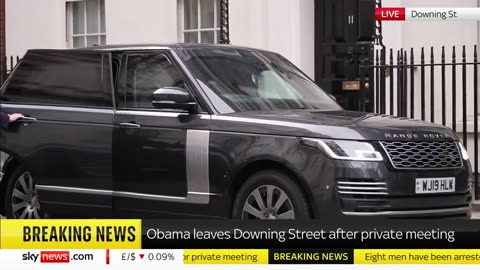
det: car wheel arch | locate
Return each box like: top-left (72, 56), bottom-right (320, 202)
top-left (229, 159), bottom-right (316, 218)
top-left (0, 155), bottom-right (21, 215)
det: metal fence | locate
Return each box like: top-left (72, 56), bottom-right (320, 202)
top-left (0, 56), bottom-right (20, 86)
top-left (361, 46), bottom-right (479, 198)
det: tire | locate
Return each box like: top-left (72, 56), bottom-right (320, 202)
top-left (4, 166), bottom-right (43, 219)
top-left (232, 170), bottom-right (311, 220)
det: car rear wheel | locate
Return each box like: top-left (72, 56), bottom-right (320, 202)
top-left (4, 166), bottom-right (44, 219)
top-left (232, 170), bottom-right (310, 220)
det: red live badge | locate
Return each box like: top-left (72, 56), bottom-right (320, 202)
top-left (375, 8), bottom-right (406, 21)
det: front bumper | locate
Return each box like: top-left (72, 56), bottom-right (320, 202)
top-left (342, 206), bottom-right (471, 218)
top-left (297, 149), bottom-right (473, 219)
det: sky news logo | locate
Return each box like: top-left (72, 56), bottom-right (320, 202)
top-left (22, 251), bottom-right (70, 263)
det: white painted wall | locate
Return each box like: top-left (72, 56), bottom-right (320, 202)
top-left (105, 0), bottom-right (178, 45)
top-left (382, 0), bottom-right (479, 51)
top-left (5, 0), bottom-right (313, 79)
top-left (297, 0), bottom-right (315, 80)
top-left (381, 0), bottom-right (479, 120)
top-left (6, 0), bottom-right (67, 57)
top-left (401, 0), bottom-right (479, 122)
top-left (401, 0), bottom-right (478, 51)
top-left (229, 0), bottom-right (315, 79)
top-left (5, 0), bottom-right (179, 58)
top-left (380, 0), bottom-right (403, 51)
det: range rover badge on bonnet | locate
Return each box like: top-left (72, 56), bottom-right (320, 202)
top-left (384, 133), bottom-right (449, 139)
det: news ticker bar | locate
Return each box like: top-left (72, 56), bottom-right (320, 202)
top-left (376, 7), bottom-right (480, 21)
top-left (3, 219), bottom-right (480, 249)
top-left (2, 249), bottom-right (480, 265)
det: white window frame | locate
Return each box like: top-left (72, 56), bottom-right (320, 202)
top-left (66, 0), bottom-right (106, 48)
top-left (178, 0), bottom-right (220, 44)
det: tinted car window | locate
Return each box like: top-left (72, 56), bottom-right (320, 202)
top-left (0, 50), bottom-right (112, 107)
top-left (177, 48), bottom-right (342, 113)
top-left (118, 53), bottom-right (185, 109)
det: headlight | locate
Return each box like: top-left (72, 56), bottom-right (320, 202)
top-left (458, 142), bottom-right (469, 160)
top-left (301, 138), bottom-right (383, 161)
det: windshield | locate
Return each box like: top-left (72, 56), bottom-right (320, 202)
top-left (177, 48), bottom-right (342, 113)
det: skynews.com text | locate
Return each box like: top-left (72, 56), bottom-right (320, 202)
top-left (22, 251), bottom-right (94, 263)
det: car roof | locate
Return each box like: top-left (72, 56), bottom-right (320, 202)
top-left (75, 43), bottom-right (269, 52)
top-left (24, 43), bottom-right (275, 55)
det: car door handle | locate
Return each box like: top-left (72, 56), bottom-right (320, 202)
top-left (119, 122), bottom-right (141, 129)
top-left (18, 117), bottom-right (38, 124)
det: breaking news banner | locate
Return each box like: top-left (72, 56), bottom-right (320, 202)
top-left (2, 219), bottom-right (480, 269)
top-left (375, 7), bottom-right (480, 21)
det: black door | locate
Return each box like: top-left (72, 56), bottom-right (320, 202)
top-left (315, 0), bottom-right (376, 111)
top-left (113, 51), bottom-right (211, 217)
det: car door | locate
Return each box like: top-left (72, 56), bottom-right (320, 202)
top-left (113, 51), bottom-right (211, 217)
top-left (0, 51), bottom-right (114, 218)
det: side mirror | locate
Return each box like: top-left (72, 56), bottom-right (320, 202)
top-left (152, 87), bottom-right (197, 112)
top-left (329, 94), bottom-right (337, 101)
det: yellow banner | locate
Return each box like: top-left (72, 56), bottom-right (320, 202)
top-left (184, 249), bottom-right (269, 264)
top-left (355, 249), bottom-right (480, 264)
top-left (0, 219), bottom-right (142, 249)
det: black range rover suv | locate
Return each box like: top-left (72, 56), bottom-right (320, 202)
top-left (0, 44), bottom-right (473, 219)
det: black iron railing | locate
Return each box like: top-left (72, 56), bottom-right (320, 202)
top-left (361, 46), bottom-right (479, 198)
top-left (0, 55), bottom-right (20, 86)
top-left (219, 0), bottom-right (230, 44)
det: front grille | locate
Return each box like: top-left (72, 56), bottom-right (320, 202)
top-left (380, 141), bottom-right (463, 170)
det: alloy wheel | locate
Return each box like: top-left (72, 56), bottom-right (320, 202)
top-left (11, 172), bottom-right (42, 219)
top-left (241, 185), bottom-right (295, 219)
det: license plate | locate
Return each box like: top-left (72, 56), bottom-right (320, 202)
top-left (415, 177), bottom-right (455, 194)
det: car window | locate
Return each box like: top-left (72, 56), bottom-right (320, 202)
top-left (118, 53), bottom-right (186, 109)
top-left (178, 48), bottom-right (342, 113)
top-left (1, 51), bottom-right (112, 108)
top-left (257, 70), bottom-right (302, 99)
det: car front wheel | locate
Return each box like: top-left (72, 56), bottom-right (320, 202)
top-left (232, 170), bottom-right (311, 220)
